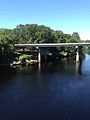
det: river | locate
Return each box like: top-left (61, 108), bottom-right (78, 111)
top-left (0, 54), bottom-right (90, 120)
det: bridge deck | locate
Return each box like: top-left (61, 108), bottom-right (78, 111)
top-left (15, 43), bottom-right (90, 47)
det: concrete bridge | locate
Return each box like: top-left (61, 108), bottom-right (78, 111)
top-left (15, 43), bottom-right (90, 62)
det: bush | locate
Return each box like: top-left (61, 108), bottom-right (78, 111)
top-left (19, 54), bottom-right (32, 61)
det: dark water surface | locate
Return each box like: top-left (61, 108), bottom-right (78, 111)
top-left (0, 54), bottom-right (90, 120)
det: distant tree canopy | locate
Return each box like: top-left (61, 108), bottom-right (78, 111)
top-left (0, 24), bottom-right (82, 44)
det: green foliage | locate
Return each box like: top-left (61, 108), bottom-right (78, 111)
top-left (55, 30), bottom-right (66, 43)
top-left (72, 32), bottom-right (80, 41)
top-left (13, 24), bottom-right (55, 44)
top-left (19, 54), bottom-right (32, 60)
top-left (0, 24), bottom-right (82, 47)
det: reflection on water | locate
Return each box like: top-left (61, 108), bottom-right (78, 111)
top-left (0, 54), bottom-right (90, 120)
top-left (76, 60), bottom-right (82, 75)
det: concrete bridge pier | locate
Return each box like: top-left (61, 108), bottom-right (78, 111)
top-left (38, 47), bottom-right (47, 62)
top-left (76, 46), bottom-right (79, 62)
top-left (38, 48), bottom-right (41, 62)
top-left (76, 46), bottom-right (82, 62)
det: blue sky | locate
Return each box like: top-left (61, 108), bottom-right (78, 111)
top-left (0, 0), bottom-right (90, 40)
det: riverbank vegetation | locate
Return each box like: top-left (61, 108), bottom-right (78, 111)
top-left (0, 24), bottom-right (88, 65)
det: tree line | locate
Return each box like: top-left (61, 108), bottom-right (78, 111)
top-left (0, 24), bottom-right (85, 64)
top-left (0, 24), bottom-right (82, 46)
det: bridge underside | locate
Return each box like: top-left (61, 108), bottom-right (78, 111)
top-left (15, 43), bottom-right (88, 62)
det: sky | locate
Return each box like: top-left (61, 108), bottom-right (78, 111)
top-left (0, 0), bottom-right (90, 40)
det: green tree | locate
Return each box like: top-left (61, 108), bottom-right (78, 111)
top-left (70, 32), bottom-right (80, 42)
top-left (55, 30), bottom-right (66, 43)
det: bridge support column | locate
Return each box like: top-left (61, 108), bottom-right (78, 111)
top-left (76, 46), bottom-right (79, 62)
top-left (38, 47), bottom-right (46, 62)
top-left (76, 46), bottom-right (82, 62)
top-left (38, 48), bottom-right (41, 62)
